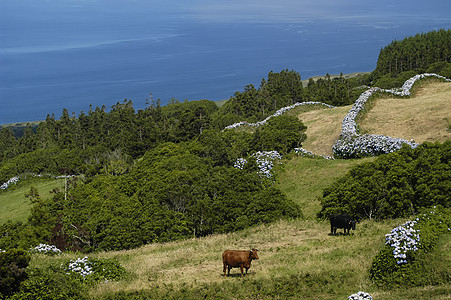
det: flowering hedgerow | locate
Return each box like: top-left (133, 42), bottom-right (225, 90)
top-left (334, 73), bottom-right (451, 158)
top-left (332, 134), bottom-right (418, 159)
top-left (348, 291), bottom-right (373, 300)
top-left (224, 102), bottom-right (335, 130)
top-left (370, 206), bottom-right (450, 287)
top-left (0, 173), bottom-right (75, 191)
top-left (385, 221), bottom-right (419, 264)
top-left (293, 147), bottom-right (334, 160)
top-left (0, 176), bottom-right (20, 190)
top-left (29, 243), bottom-right (62, 255)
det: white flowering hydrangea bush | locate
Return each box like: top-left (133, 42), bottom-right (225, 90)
top-left (370, 206), bottom-right (450, 287)
top-left (234, 151), bottom-right (282, 180)
top-left (62, 256), bottom-right (126, 282)
top-left (9, 256), bottom-right (126, 299)
top-left (348, 291), bottom-right (373, 300)
top-left (29, 243), bottom-right (62, 256)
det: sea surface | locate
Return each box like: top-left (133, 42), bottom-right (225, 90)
top-left (1, 0), bottom-right (450, 124)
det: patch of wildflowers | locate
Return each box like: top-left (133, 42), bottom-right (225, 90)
top-left (233, 158), bottom-right (247, 170)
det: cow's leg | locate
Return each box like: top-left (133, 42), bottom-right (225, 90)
top-left (240, 264), bottom-right (244, 277)
top-left (227, 265), bottom-right (232, 276)
top-left (223, 262), bottom-right (227, 277)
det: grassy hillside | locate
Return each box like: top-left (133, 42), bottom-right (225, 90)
top-left (83, 218), bottom-right (397, 298)
top-left (296, 80), bottom-right (451, 157)
top-left (30, 216), bottom-right (449, 299)
top-left (4, 80), bottom-right (450, 299)
top-left (275, 156), bottom-right (375, 219)
top-left (0, 178), bottom-right (65, 225)
top-left (296, 106), bottom-right (350, 157)
top-left (360, 81), bottom-right (451, 143)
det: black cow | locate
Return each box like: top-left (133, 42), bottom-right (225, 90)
top-left (330, 214), bottom-right (356, 235)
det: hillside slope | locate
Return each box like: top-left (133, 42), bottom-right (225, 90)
top-left (297, 81), bottom-right (451, 157)
top-left (360, 81), bottom-right (451, 143)
top-left (80, 80), bottom-right (451, 299)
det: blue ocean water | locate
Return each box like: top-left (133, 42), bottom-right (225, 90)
top-left (1, 0), bottom-right (450, 124)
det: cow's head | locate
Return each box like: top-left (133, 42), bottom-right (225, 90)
top-left (249, 248), bottom-right (259, 260)
top-left (349, 220), bottom-right (356, 230)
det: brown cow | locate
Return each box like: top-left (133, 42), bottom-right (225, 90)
top-left (222, 248), bottom-right (259, 277)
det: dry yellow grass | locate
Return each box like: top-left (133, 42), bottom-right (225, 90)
top-left (360, 82), bottom-right (451, 143)
top-left (296, 81), bottom-right (450, 157)
top-left (88, 218), bottom-right (399, 298)
top-left (297, 106), bottom-right (350, 156)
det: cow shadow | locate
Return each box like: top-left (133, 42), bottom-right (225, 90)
top-left (222, 271), bottom-right (256, 278)
top-left (328, 232), bottom-right (354, 236)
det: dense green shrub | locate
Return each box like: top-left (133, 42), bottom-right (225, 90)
top-left (319, 141), bottom-right (450, 220)
top-left (370, 206), bottom-right (450, 287)
top-left (61, 257), bottom-right (126, 282)
top-left (0, 222), bottom-right (29, 251)
top-left (0, 249), bottom-right (31, 297)
top-left (9, 257), bottom-right (126, 300)
top-left (9, 266), bottom-right (86, 300)
top-left (251, 115), bottom-right (307, 155)
top-left (372, 70), bottom-right (419, 89)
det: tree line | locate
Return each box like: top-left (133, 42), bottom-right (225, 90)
top-left (371, 29), bottom-right (451, 88)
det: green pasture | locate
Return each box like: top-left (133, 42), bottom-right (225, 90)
top-left (0, 178), bottom-right (65, 225)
